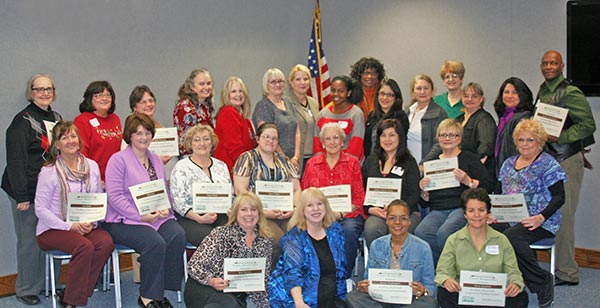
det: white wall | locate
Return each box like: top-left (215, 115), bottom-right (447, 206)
top-left (1, 0), bottom-right (598, 276)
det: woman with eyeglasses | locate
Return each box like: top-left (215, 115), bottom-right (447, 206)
top-left (74, 81), bottom-right (123, 186)
top-left (363, 78), bottom-right (409, 158)
top-left (2, 74), bottom-right (62, 306)
top-left (233, 122), bottom-right (301, 265)
top-left (490, 119), bottom-right (565, 307)
top-left (415, 119), bottom-right (494, 264)
top-left (252, 68), bottom-right (301, 170)
top-left (433, 60), bottom-right (465, 119)
top-left (350, 57), bottom-right (386, 121)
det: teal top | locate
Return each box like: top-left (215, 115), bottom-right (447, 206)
top-left (434, 92), bottom-right (464, 119)
top-left (435, 225), bottom-right (524, 290)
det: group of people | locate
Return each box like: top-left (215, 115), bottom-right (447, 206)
top-left (3, 49), bottom-right (595, 308)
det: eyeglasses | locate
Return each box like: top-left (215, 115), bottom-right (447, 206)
top-left (378, 92), bottom-right (395, 98)
top-left (516, 137), bottom-right (537, 144)
top-left (268, 79), bottom-right (285, 86)
top-left (386, 216), bottom-right (410, 223)
top-left (32, 87), bottom-right (55, 94)
top-left (361, 70), bottom-right (378, 77)
top-left (93, 93), bottom-right (112, 99)
top-left (192, 136), bottom-right (211, 143)
top-left (444, 73), bottom-right (460, 80)
top-left (261, 134), bottom-right (278, 142)
top-left (438, 133), bottom-right (460, 139)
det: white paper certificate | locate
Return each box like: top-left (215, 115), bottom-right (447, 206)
top-left (490, 194), bottom-right (529, 223)
top-left (223, 257), bottom-right (266, 293)
top-left (459, 270), bottom-right (507, 307)
top-left (192, 182), bottom-right (231, 213)
top-left (319, 185), bottom-right (352, 212)
top-left (148, 127), bottom-right (179, 156)
top-left (533, 103), bottom-right (568, 139)
top-left (67, 192), bottom-right (107, 223)
top-left (364, 178), bottom-right (402, 207)
top-left (368, 268), bottom-right (413, 304)
top-left (422, 157), bottom-right (459, 191)
top-left (44, 120), bottom-right (57, 144)
top-left (128, 179), bottom-right (171, 216)
top-left (255, 181), bottom-right (293, 211)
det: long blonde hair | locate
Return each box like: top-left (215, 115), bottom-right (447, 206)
top-left (227, 192), bottom-right (272, 238)
top-left (288, 188), bottom-right (336, 231)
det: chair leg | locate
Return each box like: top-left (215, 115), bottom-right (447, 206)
top-left (45, 253), bottom-right (50, 298)
top-left (50, 255), bottom-right (57, 308)
top-left (550, 245), bottom-right (556, 277)
top-left (183, 250), bottom-right (188, 282)
top-left (112, 250), bottom-right (121, 308)
top-left (177, 290), bottom-right (182, 303)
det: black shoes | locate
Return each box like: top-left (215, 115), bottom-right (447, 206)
top-left (157, 297), bottom-right (173, 308)
top-left (537, 275), bottom-right (554, 308)
top-left (16, 295), bottom-right (40, 305)
top-left (555, 276), bottom-right (579, 286)
top-left (137, 296), bottom-right (163, 308)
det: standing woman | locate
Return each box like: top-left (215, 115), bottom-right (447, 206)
top-left (74, 80), bottom-right (123, 184)
top-left (313, 75), bottom-right (365, 161)
top-left (433, 60), bottom-right (466, 119)
top-left (363, 78), bottom-right (409, 158)
top-left (35, 121), bottom-right (113, 308)
top-left (252, 68), bottom-right (301, 169)
top-left (350, 57), bottom-right (386, 121)
top-left (269, 188), bottom-right (347, 308)
top-left (104, 113), bottom-right (186, 308)
top-left (213, 76), bottom-right (256, 174)
top-left (493, 77), bottom-right (534, 177)
top-left (406, 74), bottom-right (447, 163)
top-left (287, 64), bottom-right (319, 174)
top-left (2, 74), bottom-right (62, 305)
top-left (173, 68), bottom-right (215, 156)
top-left (170, 124), bottom-right (231, 246)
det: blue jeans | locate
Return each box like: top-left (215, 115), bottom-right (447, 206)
top-left (414, 208), bottom-right (466, 264)
top-left (341, 215), bottom-right (365, 278)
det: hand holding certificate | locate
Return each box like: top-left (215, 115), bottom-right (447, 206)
top-left (459, 270), bottom-right (507, 307)
top-left (319, 185), bottom-right (352, 212)
top-left (148, 127), bottom-right (179, 156)
top-left (193, 182), bottom-right (231, 213)
top-left (368, 269), bottom-right (413, 304)
top-left (128, 179), bottom-right (171, 216)
top-left (364, 178), bottom-right (402, 207)
top-left (422, 157), bottom-right (459, 191)
top-left (223, 257), bottom-right (266, 292)
top-left (67, 192), bottom-right (107, 223)
top-left (490, 194), bottom-right (529, 223)
top-left (533, 103), bottom-right (568, 139)
top-left (255, 181), bottom-right (293, 211)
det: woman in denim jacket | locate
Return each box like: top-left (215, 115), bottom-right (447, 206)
top-left (346, 200), bottom-right (438, 308)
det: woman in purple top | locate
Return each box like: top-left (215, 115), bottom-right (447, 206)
top-left (104, 113), bottom-right (186, 308)
top-left (35, 121), bottom-right (113, 308)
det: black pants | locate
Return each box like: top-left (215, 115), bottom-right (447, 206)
top-left (437, 286), bottom-right (528, 308)
top-left (184, 278), bottom-right (246, 308)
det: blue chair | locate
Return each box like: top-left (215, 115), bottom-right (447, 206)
top-left (183, 242), bottom-right (198, 282)
top-left (530, 238), bottom-right (556, 276)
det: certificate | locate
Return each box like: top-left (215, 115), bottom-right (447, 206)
top-left (44, 120), bottom-right (57, 143)
top-left (368, 268), bottom-right (413, 304)
top-left (67, 192), bottom-right (107, 223)
top-left (255, 181), bottom-right (293, 211)
top-left (459, 270), bottom-right (507, 307)
top-left (223, 257), bottom-right (266, 293)
top-left (192, 182), bottom-right (231, 213)
top-left (422, 157), bottom-right (459, 191)
top-left (319, 185), bottom-right (352, 212)
top-left (148, 127), bottom-right (179, 156)
top-left (533, 103), bottom-right (568, 139)
top-left (364, 178), bottom-right (402, 207)
top-left (128, 179), bottom-right (171, 215)
top-left (490, 194), bottom-right (529, 223)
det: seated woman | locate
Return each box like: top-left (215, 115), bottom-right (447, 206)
top-left (104, 113), bottom-right (186, 308)
top-left (302, 122), bottom-right (366, 278)
top-left (170, 124), bottom-right (231, 246)
top-left (416, 119), bottom-right (494, 264)
top-left (233, 122), bottom-right (301, 263)
top-left (346, 200), bottom-right (437, 308)
top-left (491, 119), bottom-right (565, 308)
top-left (362, 119), bottom-right (421, 248)
top-left (435, 188), bottom-right (528, 308)
top-left (35, 121), bottom-right (113, 308)
top-left (185, 192), bottom-right (273, 308)
top-left (269, 187), bottom-right (347, 308)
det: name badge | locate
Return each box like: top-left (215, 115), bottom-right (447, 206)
top-left (89, 118), bottom-right (100, 127)
top-left (391, 166), bottom-right (404, 176)
top-left (337, 121), bottom-right (348, 129)
top-left (485, 245), bottom-right (499, 255)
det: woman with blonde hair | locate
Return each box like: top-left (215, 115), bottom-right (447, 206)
top-left (214, 76), bottom-right (256, 173)
top-left (269, 188), bottom-right (347, 308)
top-left (185, 192), bottom-right (273, 308)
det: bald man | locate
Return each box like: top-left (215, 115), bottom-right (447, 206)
top-left (535, 50), bottom-right (596, 286)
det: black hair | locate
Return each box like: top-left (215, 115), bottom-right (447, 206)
top-left (350, 57), bottom-right (386, 83)
top-left (79, 80), bottom-right (116, 114)
top-left (332, 75), bottom-right (363, 105)
top-left (493, 77), bottom-right (534, 117)
top-left (460, 188), bottom-right (492, 213)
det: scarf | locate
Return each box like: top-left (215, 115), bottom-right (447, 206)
top-left (495, 106), bottom-right (516, 158)
top-left (55, 153), bottom-right (91, 220)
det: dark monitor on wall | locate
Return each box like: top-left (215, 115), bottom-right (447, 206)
top-left (567, 1), bottom-right (600, 96)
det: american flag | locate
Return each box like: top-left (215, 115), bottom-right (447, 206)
top-left (307, 0), bottom-right (331, 109)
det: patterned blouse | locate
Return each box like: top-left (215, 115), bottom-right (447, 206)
top-left (232, 149), bottom-right (299, 192)
top-left (499, 151), bottom-right (566, 234)
top-left (173, 98), bottom-right (214, 156)
top-left (169, 157), bottom-right (231, 216)
top-left (187, 224), bottom-right (272, 307)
